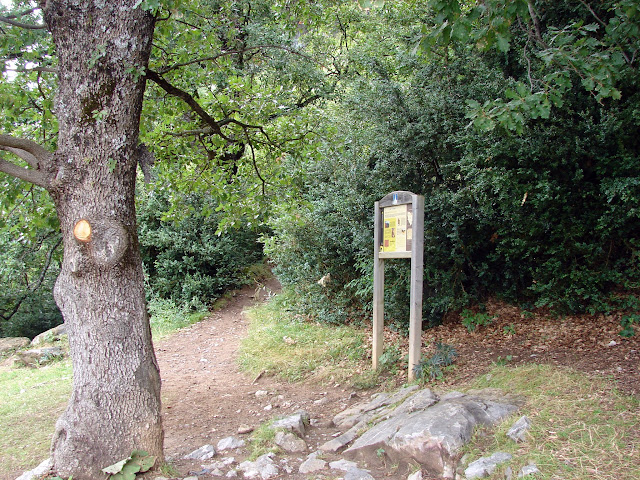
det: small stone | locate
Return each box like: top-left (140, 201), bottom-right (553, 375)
top-left (271, 411), bottom-right (309, 437)
top-left (204, 456), bottom-right (235, 470)
top-left (298, 454), bottom-right (327, 474)
top-left (507, 416), bottom-right (532, 443)
top-left (274, 430), bottom-right (307, 453)
top-left (255, 390), bottom-right (269, 397)
top-left (263, 404), bottom-right (273, 411)
top-left (329, 459), bottom-right (359, 471)
top-left (226, 470), bottom-right (238, 478)
top-left (465, 452), bottom-right (512, 479)
top-left (238, 453), bottom-right (279, 479)
top-left (505, 466), bottom-right (513, 480)
top-left (183, 477), bottom-right (198, 480)
top-left (608, 340), bottom-right (617, 347)
top-left (407, 470), bottom-right (423, 480)
top-left (344, 467), bottom-right (375, 480)
top-left (518, 463), bottom-right (540, 477)
top-left (238, 424), bottom-right (254, 434)
top-left (217, 436), bottom-right (245, 451)
top-left (184, 444), bottom-right (216, 460)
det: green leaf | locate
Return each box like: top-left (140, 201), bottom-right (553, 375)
top-left (496, 33), bottom-right (510, 52)
top-left (102, 458), bottom-right (130, 475)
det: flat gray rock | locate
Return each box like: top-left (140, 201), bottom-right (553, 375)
top-left (345, 390), bottom-right (519, 478)
top-left (333, 385), bottom-right (419, 429)
top-left (0, 337), bottom-right (30, 355)
top-left (217, 436), bottom-right (245, 451)
top-left (298, 455), bottom-right (327, 474)
top-left (329, 459), bottom-right (359, 471)
top-left (30, 324), bottom-right (67, 346)
top-left (507, 416), bottom-right (531, 443)
top-left (184, 444), bottom-right (216, 460)
top-left (319, 420), bottom-right (366, 452)
top-left (465, 452), bottom-right (513, 479)
top-left (15, 458), bottom-right (51, 480)
top-left (15, 347), bottom-right (64, 366)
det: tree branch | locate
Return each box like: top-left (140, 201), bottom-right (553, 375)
top-left (0, 236), bottom-right (61, 323)
top-left (527, 1), bottom-right (544, 45)
top-left (145, 70), bottom-right (232, 141)
top-left (0, 134), bottom-right (51, 187)
top-left (156, 44), bottom-right (327, 74)
top-left (0, 9), bottom-right (46, 30)
top-left (0, 134), bottom-right (51, 163)
top-left (0, 157), bottom-right (47, 186)
top-left (579, 0), bottom-right (633, 66)
top-left (1, 146), bottom-right (40, 168)
top-left (8, 65), bottom-right (58, 74)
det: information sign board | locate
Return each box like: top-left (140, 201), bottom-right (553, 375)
top-left (373, 191), bottom-right (424, 380)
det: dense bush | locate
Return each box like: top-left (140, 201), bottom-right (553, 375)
top-left (137, 187), bottom-right (264, 307)
top-left (0, 223), bottom-right (63, 339)
top-left (266, 2), bottom-right (640, 330)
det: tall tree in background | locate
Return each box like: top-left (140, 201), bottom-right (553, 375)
top-left (0, 1), bottom-right (162, 478)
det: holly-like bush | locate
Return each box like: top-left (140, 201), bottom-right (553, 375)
top-left (137, 188), bottom-right (264, 307)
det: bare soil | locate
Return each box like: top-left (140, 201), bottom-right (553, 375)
top-left (156, 281), bottom-right (639, 479)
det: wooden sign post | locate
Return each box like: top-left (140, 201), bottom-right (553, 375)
top-left (373, 191), bottom-right (424, 381)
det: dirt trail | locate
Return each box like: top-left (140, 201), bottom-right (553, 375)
top-left (155, 280), bottom-right (367, 477)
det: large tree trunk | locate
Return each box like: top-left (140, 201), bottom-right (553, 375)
top-left (40, 2), bottom-right (163, 478)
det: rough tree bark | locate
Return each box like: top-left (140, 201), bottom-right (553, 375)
top-left (1, 2), bottom-right (163, 479)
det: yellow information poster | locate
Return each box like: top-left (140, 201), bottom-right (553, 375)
top-left (382, 205), bottom-right (410, 253)
top-left (383, 217), bottom-right (396, 251)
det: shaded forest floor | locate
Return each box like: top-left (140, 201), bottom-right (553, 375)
top-left (416, 299), bottom-right (640, 398)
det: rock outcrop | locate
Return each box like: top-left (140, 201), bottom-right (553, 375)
top-left (337, 388), bottom-right (521, 478)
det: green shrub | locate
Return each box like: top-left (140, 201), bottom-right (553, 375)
top-left (265, 2), bottom-right (640, 329)
top-left (137, 188), bottom-right (264, 307)
top-left (460, 309), bottom-right (495, 333)
top-left (0, 224), bottom-right (63, 339)
top-left (619, 313), bottom-right (639, 338)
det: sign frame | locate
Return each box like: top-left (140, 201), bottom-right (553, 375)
top-left (373, 191), bottom-right (424, 380)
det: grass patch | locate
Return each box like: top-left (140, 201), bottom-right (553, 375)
top-left (247, 420), bottom-right (279, 460)
top-left (238, 290), bottom-right (368, 383)
top-left (0, 360), bottom-right (72, 479)
top-left (148, 297), bottom-right (208, 339)
top-left (461, 364), bottom-right (640, 480)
